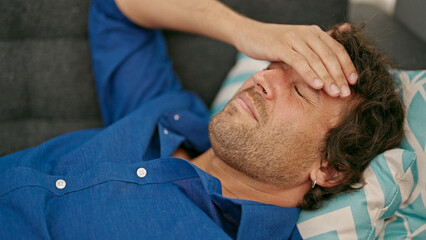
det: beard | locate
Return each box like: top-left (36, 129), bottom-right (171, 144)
top-left (208, 87), bottom-right (319, 187)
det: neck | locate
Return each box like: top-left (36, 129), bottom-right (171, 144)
top-left (190, 148), bottom-right (311, 208)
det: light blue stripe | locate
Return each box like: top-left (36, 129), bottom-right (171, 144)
top-left (381, 189), bottom-right (401, 219)
top-left (305, 231), bottom-right (339, 240)
top-left (423, 80), bottom-right (426, 92)
top-left (349, 191), bottom-right (376, 239)
top-left (401, 150), bottom-right (415, 172)
top-left (399, 137), bottom-right (415, 153)
top-left (299, 189), bottom-right (373, 239)
top-left (383, 215), bottom-right (408, 239)
top-left (402, 194), bottom-right (426, 234)
top-left (370, 154), bottom-right (399, 208)
top-left (237, 52), bottom-right (248, 60)
top-left (210, 102), bottom-right (227, 117)
top-left (222, 73), bottom-right (252, 88)
top-left (413, 232), bottom-right (426, 240)
top-left (409, 70), bottom-right (426, 82)
top-left (402, 151), bottom-right (418, 192)
top-left (408, 92), bottom-right (426, 151)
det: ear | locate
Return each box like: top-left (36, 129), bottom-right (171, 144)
top-left (310, 162), bottom-right (343, 188)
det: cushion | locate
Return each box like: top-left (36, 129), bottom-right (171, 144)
top-left (378, 69), bottom-right (426, 239)
top-left (210, 53), bottom-right (426, 239)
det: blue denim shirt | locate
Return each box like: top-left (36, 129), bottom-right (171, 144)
top-left (0, 0), bottom-right (301, 239)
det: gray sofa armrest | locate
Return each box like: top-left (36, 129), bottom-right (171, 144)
top-left (349, 3), bottom-right (426, 70)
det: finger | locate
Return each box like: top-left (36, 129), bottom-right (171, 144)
top-left (305, 33), bottom-right (351, 97)
top-left (319, 28), bottom-right (358, 85)
top-left (291, 40), bottom-right (341, 97)
top-left (326, 23), bottom-right (351, 35)
top-left (338, 23), bottom-right (351, 32)
top-left (282, 48), bottom-right (327, 91)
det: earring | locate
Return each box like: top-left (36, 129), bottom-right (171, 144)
top-left (312, 179), bottom-right (317, 188)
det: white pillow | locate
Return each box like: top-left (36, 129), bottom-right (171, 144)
top-left (210, 53), bottom-right (425, 239)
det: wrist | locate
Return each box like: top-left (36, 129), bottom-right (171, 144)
top-left (230, 16), bottom-right (261, 51)
top-left (206, 3), bottom-right (255, 47)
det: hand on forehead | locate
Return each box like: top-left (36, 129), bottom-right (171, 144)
top-left (235, 23), bottom-right (356, 99)
top-left (267, 60), bottom-right (355, 102)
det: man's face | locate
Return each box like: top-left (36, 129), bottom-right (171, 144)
top-left (208, 62), bottom-right (353, 188)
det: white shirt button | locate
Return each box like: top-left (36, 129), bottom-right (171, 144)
top-left (137, 167), bottom-right (147, 178)
top-left (163, 129), bottom-right (169, 135)
top-left (174, 114), bottom-right (180, 121)
top-left (56, 179), bottom-right (66, 189)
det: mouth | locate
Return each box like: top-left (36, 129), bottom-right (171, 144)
top-left (236, 92), bottom-right (258, 122)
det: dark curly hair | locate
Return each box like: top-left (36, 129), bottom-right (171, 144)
top-left (300, 24), bottom-right (405, 210)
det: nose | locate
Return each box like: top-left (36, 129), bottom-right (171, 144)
top-left (252, 69), bottom-right (291, 101)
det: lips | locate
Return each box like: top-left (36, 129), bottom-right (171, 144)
top-left (237, 92), bottom-right (258, 121)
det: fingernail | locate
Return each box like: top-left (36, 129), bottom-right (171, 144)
top-left (313, 79), bottom-right (323, 88)
top-left (349, 73), bottom-right (358, 84)
top-left (330, 84), bottom-right (340, 95)
top-left (341, 85), bottom-right (351, 97)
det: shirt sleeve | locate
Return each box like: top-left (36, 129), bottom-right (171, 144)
top-left (290, 226), bottom-right (303, 240)
top-left (88, 0), bottom-right (183, 126)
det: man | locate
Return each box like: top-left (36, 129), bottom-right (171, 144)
top-left (0, 0), bottom-right (404, 239)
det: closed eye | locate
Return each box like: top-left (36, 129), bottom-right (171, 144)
top-left (294, 85), bottom-right (304, 99)
top-left (294, 84), bottom-right (320, 110)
